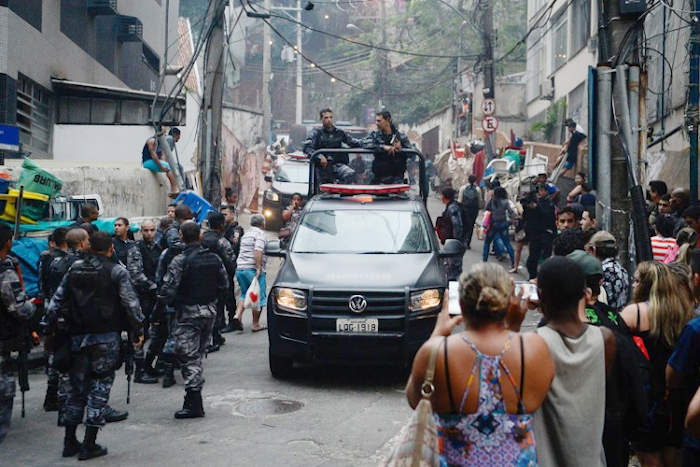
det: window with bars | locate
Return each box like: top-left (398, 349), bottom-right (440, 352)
top-left (551, 12), bottom-right (568, 70)
top-left (16, 76), bottom-right (51, 156)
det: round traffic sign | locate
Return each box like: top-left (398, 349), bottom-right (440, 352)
top-left (481, 116), bottom-right (499, 133)
top-left (481, 98), bottom-right (496, 116)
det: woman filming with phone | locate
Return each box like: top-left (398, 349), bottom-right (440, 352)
top-left (406, 263), bottom-right (555, 465)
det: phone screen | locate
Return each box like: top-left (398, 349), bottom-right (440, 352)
top-left (448, 281), bottom-right (461, 316)
top-left (514, 281), bottom-right (539, 301)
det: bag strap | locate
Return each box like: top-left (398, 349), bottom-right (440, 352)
top-left (636, 302), bottom-right (641, 333)
top-left (421, 337), bottom-right (445, 400)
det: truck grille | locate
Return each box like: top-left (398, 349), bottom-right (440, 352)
top-left (311, 290), bottom-right (406, 316)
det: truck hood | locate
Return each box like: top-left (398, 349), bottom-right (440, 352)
top-left (277, 252), bottom-right (444, 290)
top-left (272, 181), bottom-right (308, 195)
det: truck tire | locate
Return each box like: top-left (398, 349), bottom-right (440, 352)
top-left (269, 351), bottom-right (294, 379)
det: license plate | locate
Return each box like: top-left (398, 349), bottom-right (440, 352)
top-left (336, 318), bottom-right (378, 333)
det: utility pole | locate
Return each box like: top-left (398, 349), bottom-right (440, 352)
top-left (378, 0), bottom-right (387, 109)
top-left (601, 0), bottom-right (641, 268)
top-left (199, 0), bottom-right (225, 205)
top-left (262, 0), bottom-right (272, 146)
top-left (296, 0), bottom-right (303, 123)
top-left (482, 0), bottom-right (496, 159)
top-left (688, 0), bottom-right (700, 204)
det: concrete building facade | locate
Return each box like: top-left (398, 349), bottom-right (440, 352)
top-left (0, 0), bottom-right (183, 161)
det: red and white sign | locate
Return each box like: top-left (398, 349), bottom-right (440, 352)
top-left (481, 116), bottom-right (499, 134)
top-left (481, 98), bottom-right (496, 116)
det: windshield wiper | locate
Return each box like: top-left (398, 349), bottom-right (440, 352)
top-left (291, 251), bottom-right (326, 254)
top-left (359, 251), bottom-right (396, 254)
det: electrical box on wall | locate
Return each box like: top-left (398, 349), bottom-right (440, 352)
top-left (619, 0), bottom-right (646, 16)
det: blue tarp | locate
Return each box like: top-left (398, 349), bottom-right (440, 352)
top-left (12, 236), bottom-right (48, 298)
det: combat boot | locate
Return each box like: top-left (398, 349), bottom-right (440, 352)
top-left (44, 383), bottom-right (60, 411)
top-left (103, 406), bottom-right (128, 423)
top-left (174, 389), bottom-right (205, 419)
top-left (145, 352), bottom-right (164, 376)
top-left (78, 427), bottom-right (108, 461)
top-left (162, 363), bottom-right (176, 388)
top-left (62, 425), bottom-right (82, 457)
top-left (134, 357), bottom-right (158, 384)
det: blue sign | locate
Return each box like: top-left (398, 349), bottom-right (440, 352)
top-left (0, 124), bottom-right (19, 152)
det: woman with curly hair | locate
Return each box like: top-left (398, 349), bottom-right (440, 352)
top-left (620, 261), bottom-right (696, 466)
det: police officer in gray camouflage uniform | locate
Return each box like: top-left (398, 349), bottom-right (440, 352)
top-left (113, 217), bottom-right (158, 384)
top-left (0, 224), bottom-right (36, 445)
top-left (155, 204), bottom-right (194, 388)
top-left (43, 231), bottom-right (144, 460)
top-left (158, 221), bottom-right (229, 419)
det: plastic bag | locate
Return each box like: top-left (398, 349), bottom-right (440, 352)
top-left (244, 276), bottom-right (261, 310)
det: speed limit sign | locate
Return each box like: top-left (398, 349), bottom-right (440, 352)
top-left (481, 98), bottom-right (496, 116)
top-left (481, 116), bottom-right (499, 134)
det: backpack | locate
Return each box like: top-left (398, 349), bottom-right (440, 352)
top-left (435, 215), bottom-right (452, 244)
top-left (463, 184), bottom-right (479, 208)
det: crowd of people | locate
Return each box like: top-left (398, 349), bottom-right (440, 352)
top-left (426, 166), bottom-right (700, 465)
top-left (0, 199), bottom-right (268, 460)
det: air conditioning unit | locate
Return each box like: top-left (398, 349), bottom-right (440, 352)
top-left (539, 79), bottom-right (554, 101)
top-left (86, 0), bottom-right (118, 16)
top-left (117, 16), bottom-right (143, 42)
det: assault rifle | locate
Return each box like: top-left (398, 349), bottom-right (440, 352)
top-left (8, 324), bottom-right (35, 418)
top-left (123, 331), bottom-right (134, 404)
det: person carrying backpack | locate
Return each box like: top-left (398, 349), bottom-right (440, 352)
top-left (457, 174), bottom-right (482, 249)
top-left (438, 187), bottom-right (465, 280)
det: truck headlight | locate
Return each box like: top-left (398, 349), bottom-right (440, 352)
top-left (265, 191), bottom-right (280, 202)
top-left (276, 288), bottom-right (307, 311)
top-left (409, 289), bottom-right (441, 311)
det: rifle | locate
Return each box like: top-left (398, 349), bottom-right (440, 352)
top-left (16, 326), bottom-right (31, 418)
top-left (123, 331), bottom-right (134, 404)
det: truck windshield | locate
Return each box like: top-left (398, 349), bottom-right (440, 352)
top-left (291, 210), bottom-right (432, 254)
top-left (275, 162), bottom-right (309, 183)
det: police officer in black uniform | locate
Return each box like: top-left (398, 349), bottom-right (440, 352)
top-left (363, 110), bottom-right (412, 184)
top-left (158, 221), bottom-right (229, 419)
top-left (303, 108), bottom-right (362, 185)
top-left (136, 218), bottom-right (164, 382)
top-left (43, 231), bottom-right (144, 459)
top-left (201, 214), bottom-right (236, 351)
top-left (220, 204), bottom-right (244, 333)
top-left (39, 227), bottom-right (69, 411)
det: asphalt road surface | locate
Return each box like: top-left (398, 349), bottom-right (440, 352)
top-left (0, 186), bottom-right (541, 465)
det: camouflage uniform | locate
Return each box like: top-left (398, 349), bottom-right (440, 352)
top-left (0, 257), bottom-right (36, 444)
top-left (158, 244), bottom-right (228, 391)
top-left (44, 249), bottom-right (85, 418)
top-left (43, 254), bottom-right (144, 428)
top-left (154, 223), bottom-right (184, 366)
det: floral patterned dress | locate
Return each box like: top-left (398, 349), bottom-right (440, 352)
top-left (434, 333), bottom-right (537, 466)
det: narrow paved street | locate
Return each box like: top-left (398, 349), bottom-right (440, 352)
top-left (0, 187), bottom-right (540, 465)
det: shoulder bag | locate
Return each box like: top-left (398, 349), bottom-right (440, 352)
top-left (379, 338), bottom-right (443, 467)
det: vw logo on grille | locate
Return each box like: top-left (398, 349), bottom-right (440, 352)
top-left (348, 295), bottom-right (367, 313)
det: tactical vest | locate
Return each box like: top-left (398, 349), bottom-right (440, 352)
top-left (67, 256), bottom-right (126, 334)
top-left (179, 247), bottom-right (222, 306)
top-left (47, 252), bottom-right (83, 299)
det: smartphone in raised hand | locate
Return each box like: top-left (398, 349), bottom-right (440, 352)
top-left (448, 281), bottom-right (461, 316)
top-left (514, 281), bottom-right (539, 302)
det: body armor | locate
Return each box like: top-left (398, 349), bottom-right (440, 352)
top-left (179, 247), bottom-right (222, 306)
top-left (67, 256), bottom-right (125, 334)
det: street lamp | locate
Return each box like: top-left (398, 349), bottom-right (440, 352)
top-left (346, 23), bottom-right (366, 34)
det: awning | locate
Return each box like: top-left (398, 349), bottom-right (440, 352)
top-left (52, 79), bottom-right (186, 126)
